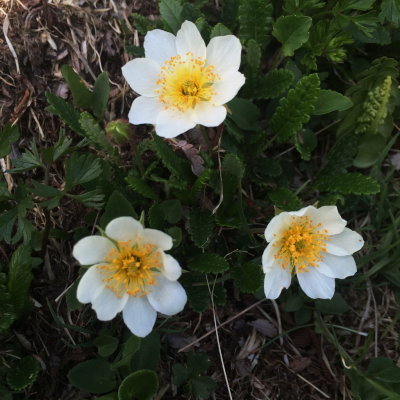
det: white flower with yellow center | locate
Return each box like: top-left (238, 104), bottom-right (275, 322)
top-left (73, 217), bottom-right (187, 337)
top-left (122, 20), bottom-right (245, 138)
top-left (262, 206), bottom-right (364, 299)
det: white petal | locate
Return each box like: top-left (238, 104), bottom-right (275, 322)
top-left (76, 265), bottom-right (105, 304)
top-left (128, 96), bottom-right (163, 125)
top-left (261, 243), bottom-right (278, 272)
top-left (155, 109), bottom-right (196, 138)
top-left (122, 296), bottom-right (157, 337)
top-left (162, 253), bottom-right (182, 280)
top-left (147, 277), bottom-right (187, 315)
top-left (297, 268), bottom-right (335, 299)
top-left (326, 228), bottom-right (364, 256)
top-left (176, 20), bottom-right (206, 59)
top-left (288, 205), bottom-right (314, 217)
top-left (206, 35), bottom-right (242, 75)
top-left (304, 206), bottom-right (347, 235)
top-left (317, 253), bottom-right (357, 279)
top-left (192, 102), bottom-right (226, 126)
top-left (105, 217), bottom-right (143, 243)
top-left (212, 70), bottom-right (245, 106)
top-left (122, 58), bottom-right (160, 97)
top-left (142, 228), bottom-right (173, 250)
top-left (92, 289), bottom-right (129, 321)
top-left (263, 266), bottom-right (292, 299)
top-left (73, 236), bottom-right (116, 265)
top-left (264, 212), bottom-right (292, 243)
top-left (144, 29), bottom-right (177, 65)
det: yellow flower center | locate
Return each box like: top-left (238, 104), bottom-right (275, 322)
top-left (98, 240), bottom-right (162, 297)
top-left (273, 216), bottom-right (329, 273)
top-left (156, 52), bottom-right (220, 112)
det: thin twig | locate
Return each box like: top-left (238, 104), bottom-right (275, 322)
top-left (207, 276), bottom-right (233, 400)
top-left (178, 298), bottom-right (266, 352)
top-left (3, 14), bottom-right (21, 75)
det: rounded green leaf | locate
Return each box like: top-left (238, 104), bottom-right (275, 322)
top-left (68, 359), bottom-right (116, 394)
top-left (189, 253), bottom-right (229, 274)
top-left (6, 356), bottom-right (40, 391)
top-left (118, 370), bottom-right (158, 400)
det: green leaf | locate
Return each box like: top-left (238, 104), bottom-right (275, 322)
top-left (189, 253), bottom-right (229, 274)
top-left (189, 209), bottom-right (214, 248)
top-left (131, 13), bottom-right (160, 35)
top-left (159, 0), bottom-right (183, 33)
top-left (30, 180), bottom-right (60, 198)
top-left (272, 15), bottom-right (312, 56)
top-left (313, 90), bottom-right (353, 115)
top-left (172, 364), bottom-right (192, 387)
top-left (100, 190), bottom-right (138, 226)
top-left (315, 293), bottom-right (349, 314)
top-left (269, 187), bottom-right (302, 211)
top-left (65, 153), bottom-right (102, 190)
top-left (7, 245), bottom-right (33, 316)
top-left (161, 199), bottom-right (182, 224)
top-left (239, 0), bottom-right (273, 46)
top-left (79, 112), bottom-right (115, 155)
top-left (66, 189), bottom-right (104, 209)
top-left (222, 153), bottom-right (245, 179)
top-left (353, 133), bottom-right (387, 168)
top-left (68, 359), bottom-right (116, 394)
top-left (9, 140), bottom-right (44, 173)
top-left (316, 173), bottom-right (380, 195)
top-left (0, 124), bottom-right (19, 158)
top-left (284, 294), bottom-right (305, 312)
top-left (6, 356), bottom-right (40, 391)
top-left (379, 0), bottom-right (400, 27)
top-left (151, 134), bottom-right (192, 182)
top-left (191, 375), bottom-right (217, 398)
top-left (92, 72), bottom-right (110, 120)
top-left (61, 65), bottom-right (92, 109)
top-left (118, 370), bottom-right (158, 400)
top-left (210, 23), bottom-right (231, 38)
top-left (222, 0), bottom-right (239, 30)
top-left (45, 92), bottom-right (83, 135)
top-left (232, 262), bottom-right (263, 293)
top-left (131, 332), bottom-right (160, 371)
top-left (227, 98), bottom-right (260, 131)
top-left (126, 176), bottom-right (159, 200)
top-left (254, 69), bottom-right (294, 100)
top-left (271, 74), bottom-right (320, 143)
top-left (320, 133), bottom-right (359, 176)
top-left (94, 335), bottom-right (119, 358)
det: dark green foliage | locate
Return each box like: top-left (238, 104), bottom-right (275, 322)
top-left (272, 15), bottom-right (312, 56)
top-left (118, 370), bottom-right (158, 400)
top-left (159, 0), bottom-right (184, 33)
top-left (232, 262), bottom-right (263, 293)
top-left (238, 0), bottom-right (273, 47)
top-left (188, 208), bottom-right (214, 248)
top-left (6, 356), bottom-right (40, 391)
top-left (271, 74), bottom-right (320, 143)
top-left (0, 124), bottom-right (19, 158)
top-left (316, 173), bottom-right (380, 195)
top-left (173, 353), bottom-right (216, 399)
top-left (68, 359), bottom-right (116, 394)
top-left (253, 69), bottom-right (294, 100)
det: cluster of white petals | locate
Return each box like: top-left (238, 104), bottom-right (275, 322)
top-left (262, 206), bottom-right (364, 300)
top-left (122, 20), bottom-right (245, 138)
top-left (73, 217), bottom-right (187, 337)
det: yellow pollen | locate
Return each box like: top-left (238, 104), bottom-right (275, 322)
top-left (98, 240), bottom-right (161, 297)
top-left (273, 216), bottom-right (329, 273)
top-left (155, 52), bottom-right (220, 112)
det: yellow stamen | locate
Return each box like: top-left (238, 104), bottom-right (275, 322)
top-left (156, 52), bottom-right (220, 112)
top-left (273, 216), bottom-right (329, 273)
top-left (98, 240), bottom-right (161, 297)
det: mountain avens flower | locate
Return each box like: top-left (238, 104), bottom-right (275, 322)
top-left (262, 206), bottom-right (364, 300)
top-left (122, 20), bottom-right (245, 138)
top-left (73, 217), bottom-right (187, 337)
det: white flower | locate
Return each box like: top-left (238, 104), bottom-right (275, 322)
top-left (122, 20), bottom-right (245, 138)
top-left (72, 217), bottom-right (187, 337)
top-left (262, 206), bottom-right (364, 300)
